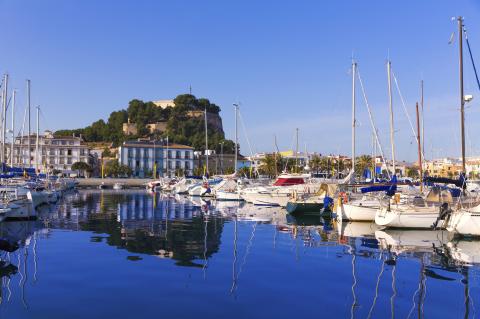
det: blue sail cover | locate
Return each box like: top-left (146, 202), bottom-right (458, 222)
top-left (360, 175), bottom-right (397, 195)
top-left (424, 174), bottom-right (466, 189)
top-left (363, 169), bottom-right (372, 180)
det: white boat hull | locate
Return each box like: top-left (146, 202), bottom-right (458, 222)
top-left (6, 203), bottom-right (35, 219)
top-left (27, 191), bottom-right (49, 208)
top-left (447, 210), bottom-right (480, 236)
top-left (336, 202), bottom-right (378, 221)
top-left (215, 191), bottom-right (243, 201)
top-left (375, 206), bottom-right (442, 229)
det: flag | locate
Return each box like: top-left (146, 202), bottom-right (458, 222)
top-left (448, 32), bottom-right (455, 45)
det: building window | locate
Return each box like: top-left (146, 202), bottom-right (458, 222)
top-left (168, 161), bottom-right (172, 169)
top-left (67, 157), bottom-right (72, 164)
top-left (176, 151), bottom-right (181, 159)
top-left (185, 162), bottom-right (190, 169)
top-left (67, 149), bottom-right (72, 156)
top-left (168, 151), bottom-right (172, 159)
top-left (61, 140), bottom-right (67, 145)
top-left (128, 148), bottom-right (133, 157)
top-left (176, 161), bottom-right (181, 169)
top-left (69, 141), bottom-right (74, 145)
top-left (185, 151), bottom-right (190, 159)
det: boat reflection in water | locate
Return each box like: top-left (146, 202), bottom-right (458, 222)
top-left (0, 190), bottom-right (479, 318)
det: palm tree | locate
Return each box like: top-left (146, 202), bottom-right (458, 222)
top-left (355, 155), bottom-right (373, 177)
top-left (71, 161), bottom-right (91, 177)
top-left (259, 154), bottom-right (277, 177)
top-left (319, 157), bottom-right (330, 175)
top-left (310, 155), bottom-right (322, 175)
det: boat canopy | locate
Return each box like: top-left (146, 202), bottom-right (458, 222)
top-left (316, 183), bottom-right (338, 196)
top-left (424, 175), bottom-right (466, 189)
top-left (425, 186), bottom-right (454, 203)
top-left (273, 177), bottom-right (305, 186)
top-left (360, 176), bottom-right (397, 196)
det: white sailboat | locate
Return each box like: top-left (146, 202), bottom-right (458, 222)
top-left (335, 60), bottom-right (384, 221)
top-left (444, 17), bottom-right (480, 237)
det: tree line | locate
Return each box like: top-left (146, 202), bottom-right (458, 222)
top-left (54, 94), bottom-right (237, 153)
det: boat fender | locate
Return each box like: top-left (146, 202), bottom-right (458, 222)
top-left (339, 192), bottom-right (348, 203)
top-left (394, 193), bottom-right (400, 204)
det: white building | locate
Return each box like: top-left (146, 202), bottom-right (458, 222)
top-left (118, 139), bottom-right (194, 178)
top-left (152, 99), bottom-right (175, 109)
top-left (12, 130), bottom-right (91, 172)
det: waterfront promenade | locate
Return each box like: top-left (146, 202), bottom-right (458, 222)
top-left (77, 178), bottom-right (152, 188)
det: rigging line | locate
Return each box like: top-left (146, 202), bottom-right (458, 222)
top-left (464, 28), bottom-right (480, 91)
top-left (391, 262), bottom-right (397, 319)
top-left (367, 259), bottom-right (386, 319)
top-left (229, 217), bottom-right (238, 295)
top-left (238, 110), bottom-right (255, 159)
top-left (237, 222), bottom-right (257, 278)
top-left (202, 214), bottom-right (208, 279)
top-left (356, 67), bottom-right (391, 179)
top-left (391, 69), bottom-right (426, 162)
top-left (350, 253), bottom-right (357, 319)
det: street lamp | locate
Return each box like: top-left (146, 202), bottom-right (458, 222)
top-left (220, 142), bottom-right (224, 174)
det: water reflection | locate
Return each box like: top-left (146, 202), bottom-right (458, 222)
top-left (0, 190), bottom-right (478, 318)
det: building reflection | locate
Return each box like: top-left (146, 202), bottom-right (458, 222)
top-left (49, 190), bottom-right (225, 267)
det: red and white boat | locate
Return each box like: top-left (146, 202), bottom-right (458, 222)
top-left (240, 173), bottom-right (320, 207)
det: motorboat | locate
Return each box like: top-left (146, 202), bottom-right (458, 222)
top-left (188, 178), bottom-right (222, 197)
top-left (113, 183), bottom-right (125, 190)
top-left (27, 189), bottom-right (49, 208)
top-left (214, 178), bottom-right (245, 201)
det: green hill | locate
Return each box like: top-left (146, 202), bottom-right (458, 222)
top-left (55, 94), bottom-right (236, 153)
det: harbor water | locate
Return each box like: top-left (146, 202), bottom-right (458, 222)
top-left (0, 189), bottom-right (479, 318)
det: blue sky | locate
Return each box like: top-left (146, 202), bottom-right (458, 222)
top-left (1, 0), bottom-right (479, 161)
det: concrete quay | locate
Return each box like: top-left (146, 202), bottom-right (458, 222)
top-left (77, 178), bottom-right (152, 188)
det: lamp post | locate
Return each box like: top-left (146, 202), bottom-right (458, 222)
top-left (153, 139), bottom-right (156, 179)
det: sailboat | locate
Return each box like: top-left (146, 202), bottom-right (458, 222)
top-left (445, 17), bottom-right (480, 236)
top-left (215, 103), bottom-right (244, 201)
top-left (335, 60), bottom-right (384, 221)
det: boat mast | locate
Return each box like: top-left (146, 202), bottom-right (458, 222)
top-left (416, 102), bottom-right (423, 192)
top-left (36, 106), bottom-right (39, 174)
top-left (352, 60), bottom-right (357, 174)
top-left (1, 74), bottom-right (7, 165)
top-left (387, 60), bottom-right (396, 175)
top-left (420, 80), bottom-right (425, 165)
top-left (233, 103), bottom-right (238, 175)
top-left (458, 16), bottom-right (466, 173)
top-left (274, 135), bottom-right (278, 177)
top-left (27, 79), bottom-right (31, 168)
top-left (166, 136), bottom-right (169, 177)
top-left (204, 107), bottom-right (208, 176)
top-left (11, 89), bottom-right (16, 168)
top-left (295, 128), bottom-right (299, 173)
